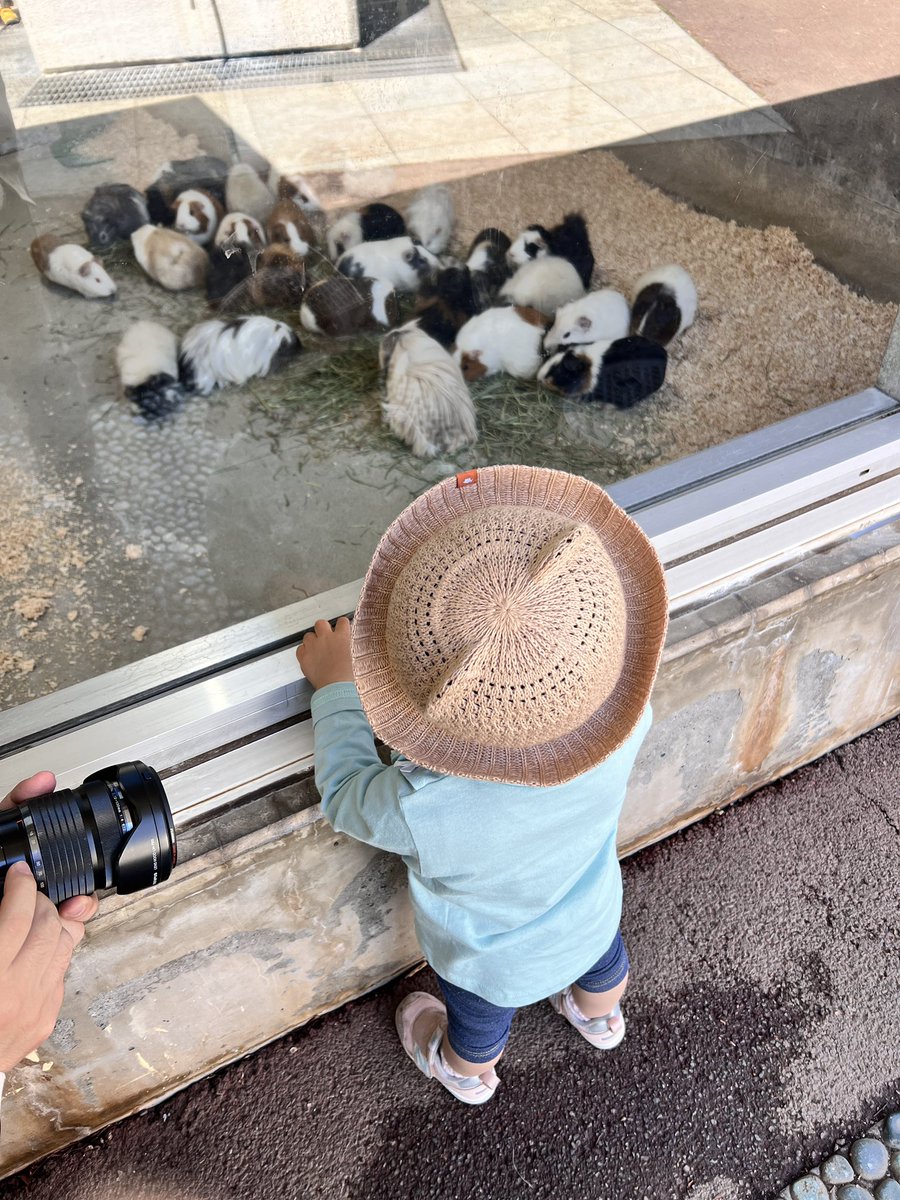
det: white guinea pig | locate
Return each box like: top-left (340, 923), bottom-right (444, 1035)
top-left (116, 320), bottom-right (183, 416)
top-left (405, 184), bottom-right (454, 255)
top-left (172, 188), bottom-right (224, 246)
top-left (499, 256), bottom-right (585, 316)
top-left (380, 321), bottom-right (477, 459)
top-left (337, 236), bottom-right (440, 292)
top-left (630, 264), bottom-right (698, 344)
top-left (544, 289), bottom-right (630, 352)
top-left (131, 225), bottom-right (208, 291)
top-left (538, 334), bottom-right (667, 408)
top-left (454, 305), bottom-right (548, 382)
top-left (30, 234), bottom-right (117, 299)
top-left (179, 316), bottom-right (301, 395)
top-left (215, 211), bottom-right (267, 254)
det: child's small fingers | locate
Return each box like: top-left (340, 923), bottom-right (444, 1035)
top-left (314, 619), bottom-right (333, 636)
top-left (335, 616), bottom-right (352, 634)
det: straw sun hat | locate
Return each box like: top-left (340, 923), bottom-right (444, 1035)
top-left (351, 465), bottom-right (668, 787)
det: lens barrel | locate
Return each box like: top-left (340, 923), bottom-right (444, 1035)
top-left (0, 761), bottom-right (176, 905)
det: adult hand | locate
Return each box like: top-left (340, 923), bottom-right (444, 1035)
top-left (296, 616), bottom-right (354, 690)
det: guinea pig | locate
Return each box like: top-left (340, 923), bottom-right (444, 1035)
top-left (217, 244), bottom-right (307, 312)
top-left (215, 212), bottom-right (267, 258)
top-left (379, 321), bottom-right (477, 459)
top-left (172, 188), bottom-right (224, 246)
top-left (179, 315), bottom-right (301, 395)
top-left (267, 169), bottom-right (322, 212)
top-left (630, 264), bottom-right (698, 345)
top-left (337, 236), bottom-right (439, 292)
top-left (544, 289), bottom-right (630, 352)
top-left (146, 156), bottom-right (228, 225)
top-left (507, 213), bottom-right (594, 288)
top-left (499, 256), bottom-right (585, 315)
top-left (30, 234), bottom-right (117, 299)
top-left (225, 163), bottom-right (277, 225)
top-left (327, 202), bottom-right (407, 261)
top-left (300, 275), bottom-right (399, 336)
top-left (81, 184), bottom-right (149, 251)
top-left (206, 244), bottom-right (254, 307)
top-left (131, 225), bottom-right (209, 291)
top-left (465, 227), bottom-right (512, 305)
top-left (538, 335), bottom-right (667, 408)
top-left (116, 320), bottom-right (183, 417)
top-left (266, 199), bottom-right (317, 257)
top-left (454, 305), bottom-right (548, 382)
top-left (414, 266), bottom-right (483, 349)
top-left (405, 184), bottom-right (454, 255)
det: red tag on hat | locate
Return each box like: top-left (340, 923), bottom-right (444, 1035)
top-left (456, 470), bottom-right (478, 489)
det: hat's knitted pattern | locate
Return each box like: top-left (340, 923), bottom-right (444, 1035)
top-left (352, 465), bottom-right (668, 786)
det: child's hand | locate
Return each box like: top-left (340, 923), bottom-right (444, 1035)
top-left (296, 617), bottom-right (355, 690)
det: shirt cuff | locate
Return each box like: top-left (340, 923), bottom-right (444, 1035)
top-left (310, 681), bottom-right (365, 724)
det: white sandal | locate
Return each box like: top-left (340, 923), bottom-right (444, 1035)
top-left (395, 992), bottom-right (500, 1106)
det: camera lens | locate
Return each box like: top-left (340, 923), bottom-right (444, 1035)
top-left (0, 761), bottom-right (177, 905)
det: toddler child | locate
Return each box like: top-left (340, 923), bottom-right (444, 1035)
top-left (297, 464), bottom-right (667, 1104)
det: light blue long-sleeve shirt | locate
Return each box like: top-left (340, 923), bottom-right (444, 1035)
top-left (311, 682), bottom-right (652, 1008)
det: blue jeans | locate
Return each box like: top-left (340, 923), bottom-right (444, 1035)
top-left (435, 928), bottom-right (629, 1064)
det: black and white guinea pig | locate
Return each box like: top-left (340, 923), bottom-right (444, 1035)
top-left (179, 316), bottom-right (301, 395)
top-left (266, 199), bottom-right (317, 257)
top-left (414, 266), bottom-right (482, 349)
top-left (225, 163), bottom-right (277, 226)
top-left (206, 244), bottom-right (254, 307)
top-left (337, 236), bottom-right (440, 292)
top-left (131, 225), bottom-right (209, 291)
top-left (499, 256), bottom-right (585, 316)
top-left (405, 185), bottom-right (454, 255)
top-left (465, 227), bottom-right (512, 305)
top-left (544, 288), bottom-right (630, 352)
top-left (538, 335), bottom-right (667, 408)
top-left (145, 156), bottom-right (228, 225)
top-left (215, 212), bottom-right (267, 256)
top-left (172, 188), bottom-right (225, 246)
top-left (300, 275), bottom-right (399, 336)
top-left (116, 320), bottom-right (184, 417)
top-left (507, 213), bottom-right (594, 289)
top-left (630, 265), bottom-right (698, 345)
top-left (327, 203), bottom-right (407, 262)
top-left (379, 321), bottom-right (477, 459)
top-left (30, 234), bottom-right (117, 299)
top-left (267, 169), bottom-right (322, 212)
top-left (217, 244), bottom-right (307, 313)
top-left (81, 184), bottom-right (149, 251)
top-left (454, 305), bottom-right (548, 382)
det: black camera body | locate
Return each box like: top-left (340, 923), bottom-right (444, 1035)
top-left (0, 761), bottom-right (177, 905)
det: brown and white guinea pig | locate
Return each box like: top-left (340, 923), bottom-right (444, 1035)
top-left (81, 184), bottom-right (149, 251)
top-left (131, 225), bottom-right (209, 291)
top-left (179, 315), bottom-right (301, 395)
top-left (206, 244), bottom-right (254, 307)
top-left (215, 212), bottom-right (267, 257)
top-left (454, 305), bottom-right (548, 383)
top-left (507, 213), bottom-right (594, 289)
top-left (225, 163), bottom-right (276, 226)
top-left (145, 156), bottom-right (228, 225)
top-left (499, 256), bottom-right (585, 316)
top-left (30, 234), bottom-right (117, 299)
top-left (266, 199), bottom-right (317, 257)
top-left (466, 227), bottom-right (512, 306)
top-left (538, 335), bottom-right (667, 409)
top-left (172, 188), bottom-right (225, 246)
top-left (337, 236), bottom-right (439, 293)
top-left (267, 169), bottom-right (322, 213)
top-left (629, 265), bottom-right (698, 345)
top-left (327, 203), bottom-right (407, 262)
top-left (300, 275), bottom-right (399, 337)
top-left (379, 321), bottom-right (477, 459)
top-left (415, 266), bottom-right (485, 349)
top-left (116, 320), bottom-right (183, 417)
top-left (405, 184), bottom-right (454, 255)
top-left (217, 244), bottom-right (307, 313)
top-left (544, 289), bottom-right (630, 352)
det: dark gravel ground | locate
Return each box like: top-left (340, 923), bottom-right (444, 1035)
top-left (2, 715), bottom-right (898, 1200)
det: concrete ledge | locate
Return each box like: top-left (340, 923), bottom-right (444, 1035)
top-left (2, 519), bottom-right (899, 1176)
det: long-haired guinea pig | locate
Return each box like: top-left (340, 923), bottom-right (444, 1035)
top-left (172, 188), bottom-right (225, 246)
top-left (146, 156), bottom-right (228, 225)
top-left (544, 289), bottom-right (630, 352)
top-left (215, 212), bottom-right (267, 258)
top-left (538, 335), bottom-right (667, 408)
top-left (179, 316), bottom-right (301, 395)
top-left (267, 169), bottom-right (322, 212)
top-left (30, 234), bottom-right (117, 299)
top-left (630, 265), bottom-right (698, 345)
top-left (405, 185), bottom-right (454, 255)
top-left (414, 266), bottom-right (483, 349)
top-left (266, 199), bottom-right (317, 257)
top-left (206, 244), bottom-right (254, 307)
top-left (81, 184), bottom-right (149, 251)
top-left (466, 227), bottom-right (512, 305)
top-left (300, 275), bottom-right (399, 337)
top-left (217, 245), bottom-right (307, 313)
top-left (507, 213), bottom-right (594, 289)
top-left (379, 321), bottom-right (477, 459)
top-left (225, 163), bottom-right (276, 226)
top-left (327, 203), bottom-right (407, 261)
top-left (499, 256), bottom-right (585, 316)
top-left (337, 236), bottom-right (439, 292)
top-left (131, 225), bottom-right (208, 291)
top-left (116, 320), bottom-right (183, 417)
top-left (454, 305), bottom-right (548, 382)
